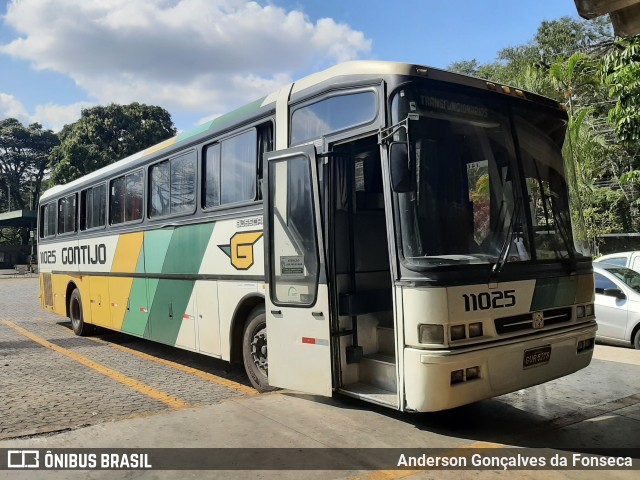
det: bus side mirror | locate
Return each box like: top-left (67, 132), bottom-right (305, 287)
top-left (389, 142), bottom-right (414, 193)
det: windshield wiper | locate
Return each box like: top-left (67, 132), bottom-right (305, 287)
top-left (489, 201), bottom-right (521, 282)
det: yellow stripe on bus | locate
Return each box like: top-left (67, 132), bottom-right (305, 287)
top-left (57, 323), bottom-right (258, 396)
top-left (109, 232), bottom-right (144, 330)
top-left (3, 320), bottom-right (188, 409)
top-left (111, 232), bottom-right (144, 273)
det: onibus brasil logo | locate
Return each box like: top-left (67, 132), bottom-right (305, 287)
top-left (218, 231), bottom-right (263, 270)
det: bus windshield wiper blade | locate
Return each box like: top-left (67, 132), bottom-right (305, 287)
top-left (489, 202), bottom-right (520, 280)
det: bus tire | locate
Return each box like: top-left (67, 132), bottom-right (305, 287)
top-left (242, 306), bottom-right (277, 392)
top-left (69, 289), bottom-right (92, 336)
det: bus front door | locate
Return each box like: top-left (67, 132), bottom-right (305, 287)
top-left (264, 146), bottom-right (332, 396)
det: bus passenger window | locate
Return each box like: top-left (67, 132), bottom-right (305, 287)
top-left (150, 161), bottom-right (170, 216)
top-left (57, 194), bottom-right (77, 235)
top-left (150, 151), bottom-right (196, 217)
top-left (291, 91), bottom-right (377, 144)
top-left (126, 170), bottom-right (143, 221)
top-left (110, 170), bottom-right (143, 224)
top-left (203, 129), bottom-right (257, 208)
top-left (39, 202), bottom-right (57, 238)
top-left (203, 144), bottom-right (221, 208)
top-left (170, 153), bottom-right (196, 214)
top-left (81, 183), bottom-right (106, 230)
top-left (110, 176), bottom-right (125, 224)
top-left (221, 129), bottom-right (257, 205)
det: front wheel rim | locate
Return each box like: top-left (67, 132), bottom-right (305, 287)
top-left (250, 323), bottom-right (268, 376)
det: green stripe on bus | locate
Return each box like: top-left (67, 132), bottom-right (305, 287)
top-left (530, 276), bottom-right (578, 311)
top-left (160, 223), bottom-right (214, 274)
top-left (121, 249), bottom-right (149, 337)
top-left (144, 229), bottom-right (174, 273)
top-left (147, 223), bottom-right (215, 345)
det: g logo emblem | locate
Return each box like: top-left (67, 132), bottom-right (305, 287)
top-left (218, 231), bottom-right (263, 270)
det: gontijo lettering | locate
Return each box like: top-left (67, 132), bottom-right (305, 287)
top-left (61, 244), bottom-right (107, 265)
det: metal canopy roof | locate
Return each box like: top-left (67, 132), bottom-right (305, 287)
top-left (574, 0), bottom-right (640, 36)
top-left (0, 210), bottom-right (37, 229)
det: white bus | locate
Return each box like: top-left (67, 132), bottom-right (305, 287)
top-left (38, 61), bottom-right (597, 412)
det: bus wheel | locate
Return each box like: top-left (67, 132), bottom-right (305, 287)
top-left (633, 329), bottom-right (640, 350)
top-left (69, 289), bottom-right (91, 336)
top-left (242, 306), bottom-right (276, 392)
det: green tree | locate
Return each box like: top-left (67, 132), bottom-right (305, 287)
top-left (583, 187), bottom-right (632, 251)
top-left (534, 16), bottom-right (613, 63)
top-left (0, 118), bottom-right (59, 211)
top-left (447, 59), bottom-right (482, 76)
top-left (49, 103), bottom-right (176, 184)
top-left (448, 16), bottom-right (612, 92)
top-left (0, 118), bottom-right (59, 247)
top-left (601, 36), bottom-right (640, 144)
top-left (449, 16), bottom-right (623, 247)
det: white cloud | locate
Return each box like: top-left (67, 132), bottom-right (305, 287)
top-left (33, 102), bottom-right (93, 131)
top-left (0, 93), bottom-right (29, 122)
top-left (1, 0), bottom-right (372, 127)
top-left (0, 93), bottom-right (90, 131)
top-left (0, 92), bottom-right (93, 132)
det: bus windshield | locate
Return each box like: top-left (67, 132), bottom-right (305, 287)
top-left (390, 83), bottom-right (580, 269)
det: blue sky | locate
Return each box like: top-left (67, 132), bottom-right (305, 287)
top-left (0, 0), bottom-right (586, 132)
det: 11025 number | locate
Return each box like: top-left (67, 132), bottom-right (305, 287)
top-left (463, 290), bottom-right (516, 312)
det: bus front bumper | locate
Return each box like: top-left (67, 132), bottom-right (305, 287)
top-left (403, 321), bottom-right (597, 412)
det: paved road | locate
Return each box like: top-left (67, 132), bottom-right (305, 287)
top-left (0, 277), bottom-right (254, 440)
top-left (1, 276), bottom-right (639, 479)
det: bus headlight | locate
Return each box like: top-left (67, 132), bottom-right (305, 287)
top-left (450, 325), bottom-right (466, 341)
top-left (419, 324), bottom-right (444, 344)
top-left (468, 322), bottom-right (483, 338)
top-left (466, 366), bottom-right (480, 380)
top-left (585, 304), bottom-right (594, 316)
top-left (576, 305), bottom-right (585, 318)
top-left (451, 369), bottom-right (464, 384)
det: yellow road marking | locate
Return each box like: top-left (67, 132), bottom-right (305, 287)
top-left (347, 441), bottom-right (505, 480)
top-left (58, 323), bottom-right (258, 396)
top-left (3, 320), bottom-right (188, 409)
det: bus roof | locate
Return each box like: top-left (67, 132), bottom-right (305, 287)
top-left (40, 60), bottom-right (558, 203)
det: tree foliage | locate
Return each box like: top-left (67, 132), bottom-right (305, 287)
top-left (601, 36), bottom-right (640, 144)
top-left (534, 16), bottom-right (612, 61)
top-left (583, 187), bottom-right (632, 242)
top-left (49, 103), bottom-right (176, 184)
top-left (0, 118), bottom-right (59, 246)
top-left (446, 16), bottom-right (640, 250)
top-left (0, 118), bottom-right (59, 211)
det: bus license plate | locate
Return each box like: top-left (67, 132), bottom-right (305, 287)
top-left (523, 345), bottom-right (551, 369)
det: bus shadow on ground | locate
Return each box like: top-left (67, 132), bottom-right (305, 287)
top-left (287, 374), bottom-right (640, 455)
top-left (56, 320), bottom-right (252, 388)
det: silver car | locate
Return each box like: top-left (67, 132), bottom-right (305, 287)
top-left (594, 263), bottom-right (640, 349)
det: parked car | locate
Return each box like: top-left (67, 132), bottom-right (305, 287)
top-left (594, 251), bottom-right (640, 273)
top-left (593, 264), bottom-right (640, 349)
